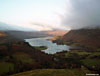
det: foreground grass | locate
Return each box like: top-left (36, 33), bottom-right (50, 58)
top-left (0, 62), bottom-right (14, 75)
top-left (82, 59), bottom-right (100, 67)
top-left (10, 68), bottom-right (91, 76)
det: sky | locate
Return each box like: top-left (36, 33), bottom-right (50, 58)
top-left (0, 0), bottom-right (68, 31)
top-left (0, 0), bottom-right (100, 31)
top-left (63, 0), bottom-right (100, 29)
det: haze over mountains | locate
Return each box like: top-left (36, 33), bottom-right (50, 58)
top-left (0, 22), bottom-right (36, 31)
top-left (0, 21), bottom-right (69, 40)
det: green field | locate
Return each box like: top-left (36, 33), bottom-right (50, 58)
top-left (0, 62), bottom-right (14, 76)
top-left (82, 59), bottom-right (100, 67)
top-left (65, 51), bottom-right (100, 57)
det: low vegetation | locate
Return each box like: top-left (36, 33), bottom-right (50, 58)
top-left (34, 46), bottom-right (47, 50)
top-left (12, 53), bottom-right (35, 65)
top-left (11, 68), bottom-right (90, 76)
top-left (0, 31), bottom-right (100, 76)
top-left (0, 62), bottom-right (14, 76)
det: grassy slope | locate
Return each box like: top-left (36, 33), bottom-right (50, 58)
top-left (0, 62), bottom-right (14, 75)
top-left (10, 68), bottom-right (90, 76)
top-left (82, 59), bottom-right (100, 67)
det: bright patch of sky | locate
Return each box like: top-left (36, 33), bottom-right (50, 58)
top-left (0, 0), bottom-right (70, 31)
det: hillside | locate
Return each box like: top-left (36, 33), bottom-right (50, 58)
top-left (47, 30), bottom-right (68, 36)
top-left (0, 32), bottom-right (54, 76)
top-left (5, 31), bottom-right (51, 39)
top-left (0, 30), bottom-right (100, 76)
top-left (0, 31), bottom-right (23, 44)
top-left (11, 69), bottom-right (90, 76)
top-left (60, 29), bottom-right (100, 48)
top-left (0, 31), bottom-right (7, 37)
top-left (4, 30), bottom-right (68, 40)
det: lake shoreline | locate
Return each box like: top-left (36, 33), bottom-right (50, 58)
top-left (25, 36), bottom-right (70, 54)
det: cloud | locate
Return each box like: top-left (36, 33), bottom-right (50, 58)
top-left (31, 22), bottom-right (69, 31)
top-left (62, 0), bottom-right (100, 29)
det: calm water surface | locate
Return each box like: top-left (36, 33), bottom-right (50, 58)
top-left (25, 37), bottom-right (70, 54)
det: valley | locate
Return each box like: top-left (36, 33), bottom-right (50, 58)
top-left (0, 29), bottom-right (100, 76)
top-left (0, 0), bottom-right (100, 76)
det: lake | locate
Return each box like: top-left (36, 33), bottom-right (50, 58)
top-left (25, 37), bottom-right (70, 54)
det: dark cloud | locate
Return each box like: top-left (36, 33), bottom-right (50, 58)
top-left (63, 0), bottom-right (100, 29)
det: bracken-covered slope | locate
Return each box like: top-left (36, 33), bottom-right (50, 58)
top-left (62, 29), bottom-right (100, 47)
